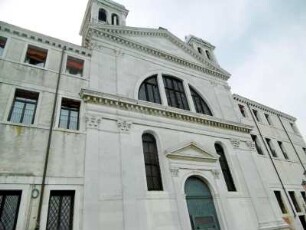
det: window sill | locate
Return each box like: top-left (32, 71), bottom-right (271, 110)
top-left (1, 121), bottom-right (48, 130)
top-left (23, 62), bottom-right (47, 71)
top-left (62, 73), bottom-right (89, 81)
top-left (53, 127), bottom-right (85, 134)
top-left (144, 191), bottom-right (173, 200)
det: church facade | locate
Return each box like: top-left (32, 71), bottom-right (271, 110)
top-left (0, 0), bottom-right (306, 229)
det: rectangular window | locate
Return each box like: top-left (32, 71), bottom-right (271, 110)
top-left (8, 89), bottom-right (39, 125)
top-left (266, 138), bottom-right (277, 157)
top-left (65, 56), bottom-right (84, 77)
top-left (278, 141), bottom-right (289, 160)
top-left (0, 36), bottom-right (7, 56)
top-left (47, 190), bottom-right (74, 230)
top-left (24, 45), bottom-right (47, 67)
top-left (301, 191), bottom-right (306, 203)
top-left (265, 113), bottom-right (272, 125)
top-left (251, 134), bottom-right (264, 155)
top-left (253, 109), bottom-right (260, 122)
top-left (289, 191), bottom-right (301, 212)
top-left (239, 104), bottom-right (246, 117)
top-left (274, 191), bottom-right (287, 214)
top-left (290, 122), bottom-right (298, 133)
top-left (59, 98), bottom-right (80, 130)
top-left (0, 190), bottom-right (22, 230)
top-left (303, 148), bottom-right (306, 155)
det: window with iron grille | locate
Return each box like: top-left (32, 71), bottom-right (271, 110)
top-left (65, 56), bottom-right (84, 77)
top-left (0, 190), bottom-right (22, 230)
top-left (59, 98), bottom-right (80, 130)
top-left (163, 75), bottom-right (189, 110)
top-left (251, 135), bottom-right (263, 155)
top-left (274, 191), bottom-right (287, 214)
top-left (24, 45), bottom-right (47, 67)
top-left (142, 133), bottom-right (163, 191)
top-left (189, 86), bottom-right (212, 116)
top-left (215, 143), bottom-right (236, 192)
top-left (278, 141), bottom-right (289, 160)
top-left (47, 190), bottom-right (75, 230)
top-left (265, 138), bottom-right (277, 157)
top-left (8, 89), bottom-right (39, 125)
top-left (289, 191), bottom-right (301, 212)
top-left (0, 36), bottom-right (7, 56)
top-left (138, 75), bottom-right (161, 104)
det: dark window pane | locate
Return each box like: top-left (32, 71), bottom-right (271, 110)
top-left (59, 98), bottom-right (80, 130)
top-left (215, 144), bottom-right (236, 191)
top-left (66, 56), bottom-right (84, 77)
top-left (190, 86), bottom-right (212, 116)
top-left (8, 89), bottom-right (39, 125)
top-left (163, 75), bottom-right (189, 110)
top-left (0, 36), bottom-right (7, 56)
top-left (138, 75), bottom-right (161, 104)
top-left (24, 45), bottom-right (47, 67)
top-left (289, 191), bottom-right (301, 212)
top-left (98, 8), bottom-right (107, 22)
top-left (251, 135), bottom-right (264, 155)
top-left (142, 134), bottom-right (163, 191)
top-left (274, 191), bottom-right (287, 214)
top-left (47, 191), bottom-right (74, 230)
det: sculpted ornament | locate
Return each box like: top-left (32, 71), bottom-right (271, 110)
top-left (117, 120), bottom-right (132, 132)
top-left (85, 114), bottom-right (102, 129)
top-left (170, 168), bottom-right (179, 177)
top-left (211, 169), bottom-right (220, 179)
top-left (230, 139), bottom-right (240, 148)
top-left (246, 141), bottom-right (255, 150)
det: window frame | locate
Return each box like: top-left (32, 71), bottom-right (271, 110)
top-left (189, 86), bottom-right (212, 116)
top-left (215, 143), bottom-right (237, 192)
top-left (274, 190), bottom-right (287, 214)
top-left (252, 109), bottom-right (261, 122)
top-left (142, 133), bottom-right (163, 191)
top-left (24, 44), bottom-right (48, 68)
top-left (98, 8), bottom-right (107, 22)
top-left (238, 104), bottom-right (247, 118)
top-left (251, 134), bottom-right (264, 155)
top-left (277, 141), bottom-right (289, 160)
top-left (58, 98), bottom-right (81, 131)
top-left (264, 113), bottom-right (272, 126)
top-left (0, 36), bottom-right (8, 58)
top-left (111, 13), bottom-right (119, 25)
top-left (265, 138), bottom-right (277, 157)
top-left (65, 55), bottom-right (84, 77)
top-left (138, 75), bottom-right (161, 104)
top-left (8, 88), bottom-right (39, 125)
top-left (162, 75), bottom-right (189, 110)
top-left (289, 191), bottom-right (302, 213)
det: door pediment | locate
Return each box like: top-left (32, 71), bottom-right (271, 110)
top-left (166, 141), bottom-right (219, 162)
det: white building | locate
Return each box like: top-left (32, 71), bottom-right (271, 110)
top-left (0, 0), bottom-right (305, 229)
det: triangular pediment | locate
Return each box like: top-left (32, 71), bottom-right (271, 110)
top-left (89, 25), bottom-right (230, 79)
top-left (166, 141), bottom-right (219, 162)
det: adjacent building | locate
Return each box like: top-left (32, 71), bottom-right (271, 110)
top-left (0, 0), bottom-right (305, 229)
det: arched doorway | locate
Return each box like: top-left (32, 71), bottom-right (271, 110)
top-left (185, 176), bottom-right (221, 230)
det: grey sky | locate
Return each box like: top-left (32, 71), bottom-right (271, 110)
top-left (0, 0), bottom-right (305, 139)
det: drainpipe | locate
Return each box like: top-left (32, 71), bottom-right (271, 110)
top-left (35, 46), bottom-right (66, 230)
top-left (246, 103), bottom-right (296, 217)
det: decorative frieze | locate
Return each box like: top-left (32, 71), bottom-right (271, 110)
top-left (117, 120), bottom-right (132, 132)
top-left (230, 139), bottom-right (241, 148)
top-left (81, 89), bottom-right (252, 134)
top-left (85, 114), bottom-right (102, 129)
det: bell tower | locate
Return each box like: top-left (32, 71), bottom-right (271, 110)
top-left (80, 0), bottom-right (129, 44)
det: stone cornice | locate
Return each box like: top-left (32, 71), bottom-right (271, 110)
top-left (89, 25), bottom-right (229, 77)
top-left (87, 27), bottom-right (230, 80)
top-left (80, 89), bottom-right (252, 134)
top-left (233, 94), bottom-right (296, 121)
top-left (0, 21), bottom-right (91, 57)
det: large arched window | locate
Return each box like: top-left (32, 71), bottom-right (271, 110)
top-left (215, 143), bottom-right (236, 191)
top-left (98, 8), bottom-right (107, 22)
top-left (111, 13), bottom-right (119, 25)
top-left (163, 75), bottom-right (189, 110)
top-left (190, 86), bottom-right (212, 116)
top-left (138, 75), bottom-right (161, 104)
top-left (142, 133), bottom-right (163, 191)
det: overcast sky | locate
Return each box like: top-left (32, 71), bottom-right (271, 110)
top-left (0, 0), bottom-right (305, 139)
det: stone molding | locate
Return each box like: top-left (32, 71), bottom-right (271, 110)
top-left (230, 139), bottom-right (241, 148)
top-left (117, 120), bottom-right (132, 132)
top-left (0, 22), bottom-right (91, 57)
top-left (87, 28), bottom-right (230, 80)
top-left (81, 89), bottom-right (252, 134)
top-left (85, 114), bottom-right (102, 129)
top-left (233, 94), bottom-right (296, 121)
top-left (246, 141), bottom-right (256, 150)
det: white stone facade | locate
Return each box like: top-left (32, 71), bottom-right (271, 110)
top-left (0, 0), bottom-right (305, 229)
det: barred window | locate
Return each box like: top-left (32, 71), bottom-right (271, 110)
top-left (24, 45), bottom-right (47, 67)
top-left (138, 75), bottom-right (161, 104)
top-left (142, 134), bottom-right (163, 191)
top-left (215, 143), bottom-right (236, 191)
top-left (189, 86), bottom-right (212, 116)
top-left (59, 98), bottom-right (80, 130)
top-left (0, 190), bottom-right (22, 230)
top-left (0, 36), bottom-right (7, 56)
top-left (163, 75), bottom-right (189, 110)
top-left (111, 14), bottom-right (119, 25)
top-left (99, 8), bottom-right (107, 22)
top-left (65, 56), bottom-right (84, 77)
top-left (8, 89), bottom-right (39, 125)
top-left (47, 190), bottom-right (75, 230)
